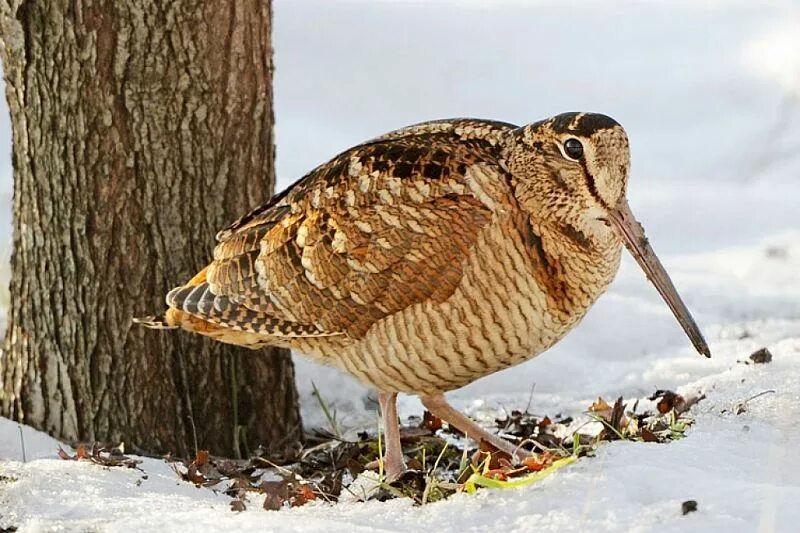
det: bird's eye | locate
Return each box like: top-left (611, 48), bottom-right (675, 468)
top-left (563, 138), bottom-right (584, 160)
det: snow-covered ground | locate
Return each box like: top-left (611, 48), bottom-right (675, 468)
top-left (2, 0), bottom-right (800, 531)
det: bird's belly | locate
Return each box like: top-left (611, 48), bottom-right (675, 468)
top-left (310, 218), bottom-right (601, 395)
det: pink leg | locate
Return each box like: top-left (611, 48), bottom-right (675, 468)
top-left (379, 391), bottom-right (406, 481)
top-left (420, 393), bottom-right (526, 461)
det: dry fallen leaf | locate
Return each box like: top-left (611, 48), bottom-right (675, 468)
top-left (649, 390), bottom-right (686, 414)
top-left (75, 446), bottom-right (89, 460)
top-left (195, 450), bottom-right (210, 466)
top-left (262, 480), bottom-right (289, 511)
top-left (641, 427), bottom-right (660, 443)
top-left (589, 397), bottom-right (629, 440)
top-left (423, 410), bottom-right (443, 432)
top-left (522, 452), bottom-right (558, 472)
top-left (588, 397), bottom-right (613, 415)
top-left (293, 483), bottom-right (317, 506)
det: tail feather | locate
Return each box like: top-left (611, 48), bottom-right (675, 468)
top-left (134, 307), bottom-right (273, 349)
top-left (135, 264), bottom-right (342, 344)
top-left (167, 280), bottom-right (334, 337)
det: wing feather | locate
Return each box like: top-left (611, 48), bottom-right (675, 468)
top-left (175, 119), bottom-right (516, 339)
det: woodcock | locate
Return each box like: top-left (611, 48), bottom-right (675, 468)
top-left (137, 112), bottom-right (710, 479)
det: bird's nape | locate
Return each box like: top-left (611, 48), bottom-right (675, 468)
top-left (604, 198), bottom-right (711, 358)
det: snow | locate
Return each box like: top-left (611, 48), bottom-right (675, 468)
top-left (2, 0), bottom-right (800, 530)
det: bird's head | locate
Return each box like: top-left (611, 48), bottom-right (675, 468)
top-left (504, 112), bottom-right (711, 358)
top-left (504, 112), bottom-right (630, 240)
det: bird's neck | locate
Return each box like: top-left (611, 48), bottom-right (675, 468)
top-left (520, 215), bottom-right (622, 321)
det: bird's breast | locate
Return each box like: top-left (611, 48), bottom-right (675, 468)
top-left (295, 213), bottom-right (622, 395)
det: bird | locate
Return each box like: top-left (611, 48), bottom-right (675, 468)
top-left (136, 112), bottom-right (710, 480)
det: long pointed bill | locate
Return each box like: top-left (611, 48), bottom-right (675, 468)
top-left (607, 199), bottom-right (711, 358)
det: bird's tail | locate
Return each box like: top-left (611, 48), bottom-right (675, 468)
top-left (132, 267), bottom-right (276, 349)
top-left (133, 267), bottom-right (212, 331)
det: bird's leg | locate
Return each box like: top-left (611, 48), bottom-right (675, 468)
top-left (378, 391), bottom-right (406, 482)
top-left (420, 393), bottom-right (526, 462)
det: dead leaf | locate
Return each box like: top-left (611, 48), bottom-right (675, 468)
top-left (293, 483), bottom-right (317, 506)
top-left (649, 390), bottom-right (686, 415)
top-left (641, 427), bottom-right (660, 443)
top-left (588, 397), bottom-right (613, 415)
top-left (522, 452), bottom-right (557, 472)
top-left (423, 410), bottom-right (443, 431)
top-left (609, 397), bottom-right (628, 432)
top-left (261, 480), bottom-right (289, 511)
top-left (195, 450), bottom-right (210, 466)
top-left (475, 442), bottom-right (512, 470)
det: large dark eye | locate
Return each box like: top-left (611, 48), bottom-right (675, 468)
top-left (563, 138), bottom-right (584, 160)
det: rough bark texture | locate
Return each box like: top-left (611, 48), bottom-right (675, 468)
top-left (0, 0), bottom-right (302, 458)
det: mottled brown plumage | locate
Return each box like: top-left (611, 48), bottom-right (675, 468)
top-left (137, 112), bottom-right (709, 478)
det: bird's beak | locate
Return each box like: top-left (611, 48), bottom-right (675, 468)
top-left (606, 199), bottom-right (711, 358)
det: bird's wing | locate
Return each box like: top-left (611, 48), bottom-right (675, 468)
top-left (169, 119), bottom-right (516, 338)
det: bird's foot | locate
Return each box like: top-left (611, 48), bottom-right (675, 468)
top-left (364, 456), bottom-right (408, 484)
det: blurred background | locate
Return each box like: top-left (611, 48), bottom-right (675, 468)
top-left (1, 0), bottom-right (799, 428)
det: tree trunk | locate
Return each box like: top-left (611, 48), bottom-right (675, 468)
top-left (0, 0), bottom-right (302, 458)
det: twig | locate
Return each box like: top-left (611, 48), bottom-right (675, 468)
top-left (515, 436), bottom-right (561, 454)
top-left (311, 381), bottom-right (341, 438)
top-left (524, 382), bottom-right (537, 414)
top-left (743, 389), bottom-right (776, 404)
top-left (18, 425), bottom-right (26, 463)
top-left (231, 354), bottom-right (242, 459)
top-left (128, 442), bottom-right (177, 461)
top-left (187, 415), bottom-right (199, 458)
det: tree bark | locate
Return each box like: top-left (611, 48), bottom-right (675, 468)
top-left (0, 0), bottom-right (302, 458)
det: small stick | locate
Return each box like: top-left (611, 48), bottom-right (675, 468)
top-left (18, 425), bottom-right (26, 463)
top-left (524, 382), bottom-right (537, 414)
top-left (743, 389), bottom-right (776, 404)
top-left (732, 389), bottom-right (777, 415)
top-left (187, 415), bottom-right (199, 458)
